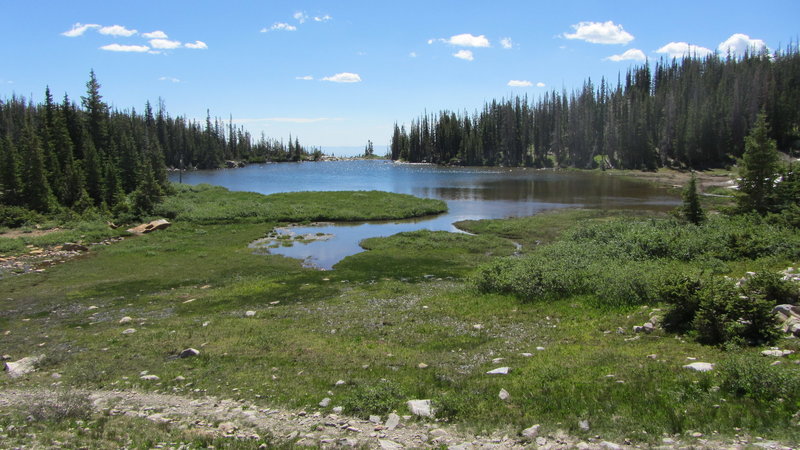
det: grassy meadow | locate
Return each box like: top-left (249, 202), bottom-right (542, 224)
top-left (1, 181), bottom-right (799, 447)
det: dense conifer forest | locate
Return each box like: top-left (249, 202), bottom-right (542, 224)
top-left (0, 71), bottom-right (317, 215)
top-left (390, 48), bottom-right (800, 169)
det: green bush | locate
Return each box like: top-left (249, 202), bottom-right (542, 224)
top-left (0, 205), bottom-right (43, 228)
top-left (741, 271), bottom-right (800, 304)
top-left (718, 353), bottom-right (800, 401)
top-left (660, 273), bottom-right (705, 333)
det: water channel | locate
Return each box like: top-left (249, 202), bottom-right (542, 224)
top-left (168, 160), bottom-right (680, 269)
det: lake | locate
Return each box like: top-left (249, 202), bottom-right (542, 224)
top-left (169, 160), bottom-right (679, 269)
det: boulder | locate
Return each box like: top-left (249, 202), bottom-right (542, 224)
top-left (126, 219), bottom-right (172, 235)
top-left (683, 362), bottom-right (714, 372)
top-left (179, 348), bottom-right (200, 358)
top-left (407, 399), bottom-right (434, 417)
top-left (761, 349), bottom-right (793, 357)
top-left (4, 355), bottom-right (43, 378)
top-left (521, 424), bottom-right (540, 440)
top-left (385, 413), bottom-right (400, 430)
top-left (319, 397), bottom-right (330, 407)
top-left (486, 366), bottom-right (510, 375)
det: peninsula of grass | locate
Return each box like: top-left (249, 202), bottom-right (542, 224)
top-left (156, 184), bottom-right (447, 224)
top-left (1, 184), bottom-right (799, 447)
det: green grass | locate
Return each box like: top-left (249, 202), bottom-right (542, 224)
top-left (1, 188), bottom-right (799, 446)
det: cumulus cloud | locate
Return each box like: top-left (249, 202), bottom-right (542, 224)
top-left (295, 75), bottom-right (314, 80)
top-left (445, 33), bottom-right (490, 47)
top-left (100, 43), bottom-right (149, 52)
top-left (536, 82), bottom-right (546, 87)
top-left (62, 23), bottom-right (100, 37)
top-left (453, 49), bottom-right (474, 61)
top-left (184, 41), bottom-right (208, 49)
top-left (656, 42), bottom-right (712, 59)
top-left (269, 22), bottom-right (297, 32)
top-left (322, 72), bottom-right (362, 83)
top-left (99, 25), bottom-right (138, 37)
top-left (500, 38), bottom-right (513, 49)
top-left (507, 80), bottom-right (532, 87)
top-left (563, 21), bottom-right (633, 44)
top-left (718, 33), bottom-right (767, 56)
top-left (293, 11), bottom-right (308, 23)
top-left (149, 39), bottom-right (182, 49)
top-left (159, 76), bottom-right (181, 83)
top-left (314, 15), bottom-right (332, 22)
top-left (143, 30), bottom-right (168, 39)
top-left (606, 48), bottom-right (646, 62)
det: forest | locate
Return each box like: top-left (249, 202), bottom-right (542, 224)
top-left (390, 47), bottom-right (800, 169)
top-left (0, 71), bottom-right (318, 216)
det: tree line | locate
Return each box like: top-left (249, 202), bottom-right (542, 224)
top-left (0, 71), bottom-right (319, 216)
top-left (390, 46), bottom-right (800, 169)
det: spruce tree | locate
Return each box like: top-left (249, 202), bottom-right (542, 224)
top-left (0, 135), bottom-right (23, 205)
top-left (20, 121), bottom-right (55, 212)
top-left (738, 112), bottom-right (780, 214)
top-left (681, 172), bottom-right (705, 224)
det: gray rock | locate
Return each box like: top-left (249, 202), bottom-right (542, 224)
top-left (761, 349), bottom-right (793, 357)
top-left (4, 355), bottom-right (43, 378)
top-left (499, 388), bottom-right (510, 401)
top-left (335, 379), bottom-right (346, 386)
top-left (332, 406), bottom-right (343, 414)
top-left (521, 424), bottom-right (540, 440)
top-left (407, 399), bottom-right (434, 417)
top-left (179, 348), bottom-right (200, 358)
top-left (245, 310), bottom-right (256, 317)
top-left (601, 441), bottom-right (622, 450)
top-left (683, 362), bottom-right (714, 372)
top-left (379, 439), bottom-right (404, 449)
top-left (643, 322), bottom-right (655, 332)
top-left (579, 419), bottom-right (590, 431)
top-left (319, 397), bottom-right (331, 407)
top-left (140, 374), bottom-right (160, 381)
top-left (119, 316), bottom-right (133, 324)
top-left (369, 415), bottom-right (381, 424)
top-left (385, 413), bottom-right (400, 430)
top-left (486, 366), bottom-right (510, 375)
top-left (122, 328), bottom-right (136, 335)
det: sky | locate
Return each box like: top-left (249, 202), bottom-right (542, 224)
top-left (1, 1), bottom-right (798, 155)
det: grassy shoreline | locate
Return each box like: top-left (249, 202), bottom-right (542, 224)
top-left (1, 180), bottom-right (799, 447)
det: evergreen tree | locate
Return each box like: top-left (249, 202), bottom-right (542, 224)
top-left (20, 121), bottom-right (55, 212)
top-left (738, 112), bottom-right (780, 214)
top-left (0, 135), bottom-right (23, 205)
top-left (681, 172), bottom-right (705, 224)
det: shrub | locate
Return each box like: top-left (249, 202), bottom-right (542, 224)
top-left (0, 205), bottom-right (43, 228)
top-left (27, 390), bottom-right (93, 422)
top-left (341, 380), bottom-right (406, 419)
top-left (718, 353), bottom-right (800, 401)
top-left (660, 273), bottom-right (705, 333)
top-left (741, 271), bottom-right (800, 304)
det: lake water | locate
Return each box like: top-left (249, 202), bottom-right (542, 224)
top-left (169, 160), bottom-right (679, 269)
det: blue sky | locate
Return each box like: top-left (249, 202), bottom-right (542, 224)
top-left (1, 1), bottom-right (798, 155)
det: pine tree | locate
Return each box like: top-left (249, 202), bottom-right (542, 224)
top-left (0, 135), bottom-right (23, 205)
top-left (81, 70), bottom-right (109, 152)
top-left (738, 111), bottom-right (780, 214)
top-left (681, 172), bottom-right (705, 224)
top-left (20, 121), bottom-right (55, 212)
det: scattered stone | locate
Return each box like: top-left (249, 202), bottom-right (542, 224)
top-left (521, 424), bottom-right (540, 440)
top-left (127, 219), bottom-right (172, 235)
top-left (369, 415), bottom-right (381, 424)
top-left (499, 388), bottom-right (510, 401)
top-left (417, 363), bottom-right (428, 369)
top-left (332, 406), bottom-right (343, 414)
top-left (173, 375), bottom-right (186, 382)
top-left (385, 413), bottom-right (400, 430)
top-left (119, 316), bottom-right (133, 324)
top-left (520, 352), bottom-right (533, 357)
top-left (691, 432), bottom-right (703, 438)
top-left (87, 305), bottom-right (98, 310)
top-left (179, 348), bottom-right (200, 358)
top-left (536, 346), bottom-right (546, 351)
top-left (62, 243), bottom-right (89, 252)
top-left (335, 379), bottom-right (346, 386)
top-left (122, 328), bottom-right (137, 335)
top-left (647, 354), bottom-right (658, 359)
top-left (378, 439), bottom-right (404, 449)
top-left (319, 397), bottom-right (331, 407)
top-left (683, 362), bottom-right (714, 372)
top-left (407, 399), bottom-right (434, 418)
top-left (770, 360), bottom-right (783, 366)
top-left (140, 375), bottom-right (160, 381)
top-left (245, 311), bottom-right (256, 317)
top-left (761, 349), bottom-right (794, 357)
top-left (218, 421), bottom-right (237, 434)
top-left (473, 324), bottom-right (483, 330)
top-left (269, 301), bottom-right (280, 305)
top-left (51, 372), bottom-right (61, 379)
top-left (4, 355), bottom-right (43, 378)
top-left (1, 355), bottom-right (11, 361)
top-left (486, 367), bottom-right (510, 375)
top-left (601, 441), bottom-right (622, 450)
top-left (579, 419), bottom-right (590, 431)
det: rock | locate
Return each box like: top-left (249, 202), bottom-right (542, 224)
top-left (378, 439), bottom-right (404, 449)
top-left (1, 355), bottom-right (11, 361)
top-left (126, 219), bottom-right (172, 235)
top-left (536, 346), bottom-right (545, 351)
top-left (579, 419), bottom-right (590, 431)
top-left (473, 324), bottom-right (483, 330)
top-left (119, 316), bottom-right (133, 324)
top-left (369, 415), bottom-right (382, 424)
top-left (122, 328), bottom-right (137, 335)
top-left (429, 428), bottom-right (448, 441)
top-left (4, 355), bottom-right (43, 378)
top-left (245, 310), bottom-right (256, 317)
top-left (520, 352), bottom-right (533, 357)
top-left (332, 406), bottom-right (343, 414)
top-left (417, 363), bottom-right (428, 369)
top-left (486, 367), bottom-right (510, 375)
top-left (140, 374), bottom-right (160, 381)
top-left (179, 348), bottom-right (200, 358)
top-left (643, 322), bottom-right (655, 333)
top-left (173, 375), bottom-right (186, 381)
top-left (600, 441), bottom-right (622, 450)
top-left (407, 399), bottom-right (434, 418)
top-left (385, 413), bottom-right (400, 430)
top-left (499, 388), bottom-right (510, 401)
top-left (761, 349), bottom-right (793, 357)
top-left (218, 421), bottom-right (237, 434)
top-left (335, 379), bottom-right (346, 386)
top-left (319, 397), bottom-right (331, 407)
top-left (521, 424), bottom-right (540, 440)
top-left (647, 354), bottom-right (658, 359)
top-left (683, 362), bottom-right (714, 372)
top-left (62, 243), bottom-right (89, 252)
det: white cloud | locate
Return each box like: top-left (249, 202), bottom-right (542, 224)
top-left (536, 82), bottom-right (546, 87)
top-left (453, 49), bottom-right (474, 61)
top-left (99, 25), bottom-right (138, 37)
top-left (322, 72), bottom-right (362, 83)
top-left (159, 76), bottom-right (181, 83)
top-left (149, 38), bottom-right (182, 49)
top-left (445, 33), bottom-right (490, 47)
top-left (313, 15), bottom-right (332, 22)
top-left (656, 41), bottom-right (712, 59)
top-left (295, 75), bottom-right (313, 80)
top-left (507, 80), bottom-right (532, 87)
top-left (184, 41), bottom-right (208, 49)
top-left (143, 30), bottom-right (168, 39)
top-left (62, 23), bottom-right (100, 37)
top-left (718, 33), bottom-right (767, 56)
top-left (563, 21), bottom-right (633, 45)
top-left (269, 22), bottom-right (297, 31)
top-left (606, 48), bottom-right (646, 62)
top-left (100, 43), bottom-right (149, 52)
top-left (409, 51), bottom-right (417, 58)
top-left (500, 38), bottom-right (513, 49)
top-left (293, 11), bottom-right (308, 23)
top-left (427, 39), bottom-right (435, 45)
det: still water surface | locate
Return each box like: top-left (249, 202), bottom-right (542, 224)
top-left (169, 160), bottom-right (679, 269)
